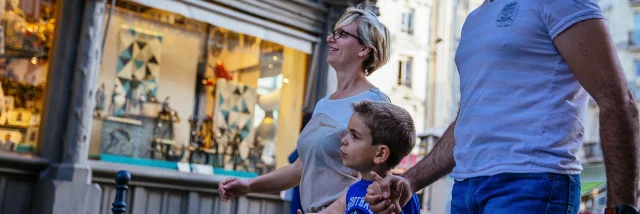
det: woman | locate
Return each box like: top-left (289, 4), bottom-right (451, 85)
top-left (218, 4), bottom-right (392, 213)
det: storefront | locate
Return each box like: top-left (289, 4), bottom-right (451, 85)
top-left (0, 0), bottom-right (62, 213)
top-left (0, 0), bottom-right (355, 213)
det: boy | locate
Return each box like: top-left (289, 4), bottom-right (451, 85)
top-left (310, 100), bottom-right (420, 214)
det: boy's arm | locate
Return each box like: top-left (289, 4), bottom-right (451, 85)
top-left (318, 191), bottom-right (348, 214)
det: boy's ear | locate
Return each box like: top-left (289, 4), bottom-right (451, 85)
top-left (374, 145), bottom-right (390, 165)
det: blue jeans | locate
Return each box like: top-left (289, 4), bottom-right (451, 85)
top-left (451, 173), bottom-right (581, 214)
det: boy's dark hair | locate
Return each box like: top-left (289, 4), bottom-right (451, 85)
top-left (351, 100), bottom-right (416, 168)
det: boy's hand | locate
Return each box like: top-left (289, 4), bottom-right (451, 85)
top-left (365, 172), bottom-right (410, 214)
top-left (218, 178), bottom-right (250, 202)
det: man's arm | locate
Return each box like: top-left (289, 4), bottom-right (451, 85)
top-left (403, 119), bottom-right (457, 192)
top-left (554, 18), bottom-right (639, 207)
top-left (364, 119), bottom-right (457, 213)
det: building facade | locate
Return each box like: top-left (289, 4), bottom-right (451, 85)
top-left (367, 0), bottom-right (431, 136)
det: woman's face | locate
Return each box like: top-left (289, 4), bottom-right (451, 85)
top-left (326, 22), bottom-right (365, 68)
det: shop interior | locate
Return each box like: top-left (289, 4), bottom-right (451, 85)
top-left (0, 0), bottom-right (56, 155)
top-left (87, 1), bottom-right (308, 177)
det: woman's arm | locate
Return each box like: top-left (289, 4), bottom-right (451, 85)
top-left (249, 158), bottom-right (303, 192)
top-left (318, 190), bottom-right (347, 214)
top-left (219, 158), bottom-right (303, 201)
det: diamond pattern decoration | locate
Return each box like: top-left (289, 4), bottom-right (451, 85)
top-left (213, 79), bottom-right (257, 169)
top-left (114, 26), bottom-right (163, 116)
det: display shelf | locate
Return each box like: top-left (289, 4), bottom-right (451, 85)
top-left (0, 124), bottom-right (30, 130)
top-left (0, 47), bottom-right (48, 59)
top-left (99, 153), bottom-right (259, 178)
top-left (15, 144), bottom-right (35, 153)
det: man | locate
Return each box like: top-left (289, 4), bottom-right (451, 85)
top-left (365, 0), bottom-right (639, 213)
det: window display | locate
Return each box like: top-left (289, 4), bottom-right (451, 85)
top-left (89, 1), bottom-right (309, 177)
top-left (0, 0), bottom-right (57, 154)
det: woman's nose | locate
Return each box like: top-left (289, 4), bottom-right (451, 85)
top-left (341, 137), bottom-right (347, 146)
top-left (327, 34), bottom-right (335, 43)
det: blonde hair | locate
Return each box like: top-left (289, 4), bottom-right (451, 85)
top-left (334, 4), bottom-right (391, 76)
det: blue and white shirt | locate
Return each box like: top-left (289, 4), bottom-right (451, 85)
top-left (453, 0), bottom-right (604, 179)
top-left (345, 180), bottom-right (420, 214)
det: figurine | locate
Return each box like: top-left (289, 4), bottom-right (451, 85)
top-left (0, 134), bottom-right (14, 151)
top-left (6, 0), bottom-right (26, 18)
top-left (94, 83), bottom-right (105, 117)
top-left (125, 75), bottom-right (146, 116)
top-left (3, 0), bottom-right (26, 49)
top-left (108, 83), bottom-right (124, 116)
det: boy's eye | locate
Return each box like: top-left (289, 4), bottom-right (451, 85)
top-left (351, 133), bottom-right (358, 139)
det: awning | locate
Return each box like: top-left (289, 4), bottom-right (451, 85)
top-left (129, 0), bottom-right (318, 54)
top-left (581, 181), bottom-right (606, 196)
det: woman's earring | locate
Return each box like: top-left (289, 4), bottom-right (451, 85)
top-left (364, 69), bottom-right (369, 76)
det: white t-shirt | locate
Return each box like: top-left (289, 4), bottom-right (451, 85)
top-left (313, 88), bottom-right (391, 127)
top-left (453, 0), bottom-right (604, 179)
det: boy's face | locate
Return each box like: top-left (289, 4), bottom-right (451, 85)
top-left (340, 114), bottom-right (377, 171)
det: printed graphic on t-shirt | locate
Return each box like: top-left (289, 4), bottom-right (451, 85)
top-left (496, 1), bottom-right (519, 27)
top-left (346, 196), bottom-right (372, 214)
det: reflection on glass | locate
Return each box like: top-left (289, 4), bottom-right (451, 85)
top-left (203, 31), bottom-right (285, 174)
top-left (0, 0), bottom-right (57, 154)
top-left (252, 48), bottom-right (283, 174)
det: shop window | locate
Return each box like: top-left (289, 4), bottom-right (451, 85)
top-left (582, 142), bottom-right (603, 162)
top-left (0, 0), bottom-right (58, 155)
top-left (635, 13), bottom-right (640, 46)
top-left (90, 1), bottom-right (309, 177)
top-left (401, 9), bottom-right (414, 35)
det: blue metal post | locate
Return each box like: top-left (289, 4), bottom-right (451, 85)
top-left (112, 170), bottom-right (131, 214)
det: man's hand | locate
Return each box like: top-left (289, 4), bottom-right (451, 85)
top-left (365, 172), bottom-right (411, 214)
top-left (218, 178), bottom-right (250, 202)
top-left (387, 177), bottom-right (405, 214)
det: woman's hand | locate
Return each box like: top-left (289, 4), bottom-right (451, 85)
top-left (218, 178), bottom-right (250, 202)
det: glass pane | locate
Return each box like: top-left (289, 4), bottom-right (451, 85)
top-left (636, 13), bottom-right (640, 44)
top-left (405, 58), bottom-right (412, 88)
top-left (0, 0), bottom-right (58, 154)
top-left (408, 10), bottom-right (414, 34)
